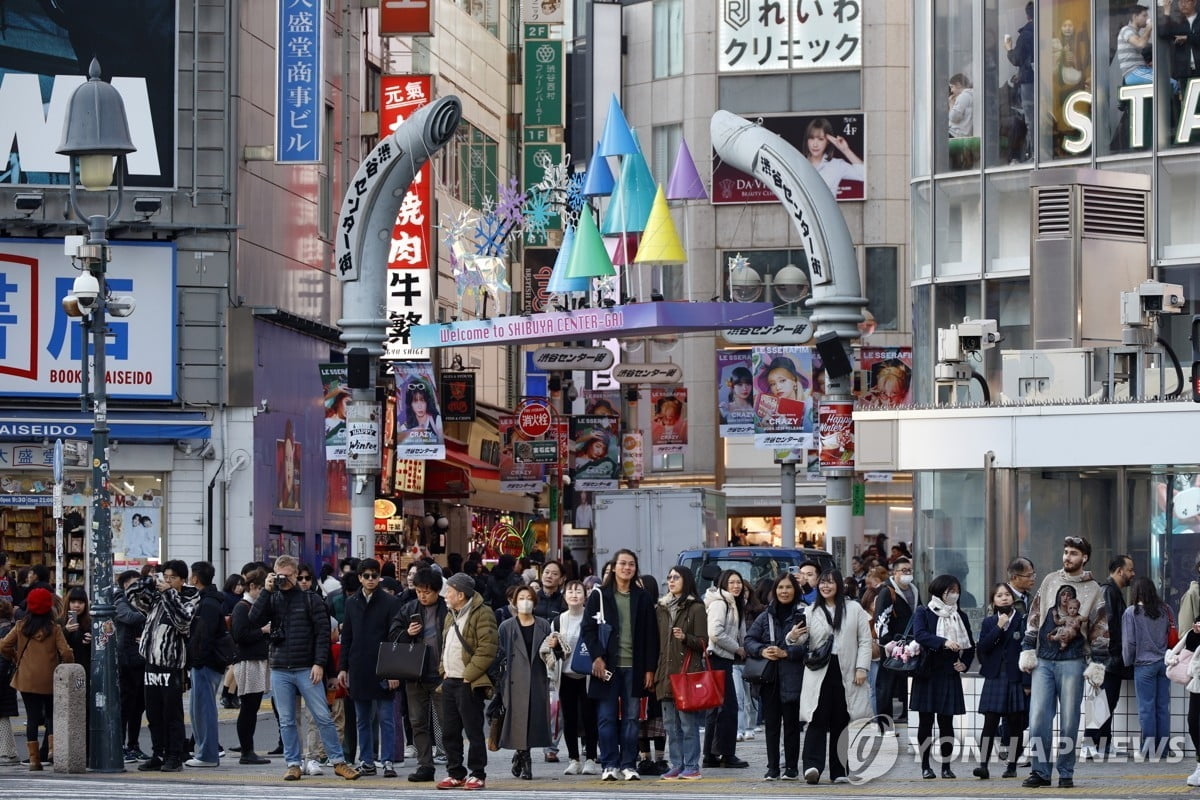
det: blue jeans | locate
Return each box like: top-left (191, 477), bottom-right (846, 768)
top-left (354, 696), bottom-right (396, 763)
top-left (1028, 658), bottom-right (1084, 780)
top-left (733, 664), bottom-right (757, 734)
top-left (189, 666), bottom-right (223, 763)
top-left (662, 700), bottom-right (702, 773)
top-left (273, 667), bottom-right (346, 767)
top-left (595, 666), bottom-right (639, 770)
top-left (1134, 661), bottom-right (1170, 757)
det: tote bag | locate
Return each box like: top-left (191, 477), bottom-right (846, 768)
top-left (1167, 637), bottom-right (1194, 686)
top-left (570, 587), bottom-right (611, 675)
top-left (744, 614), bottom-right (777, 685)
top-left (376, 640), bottom-right (428, 681)
top-left (669, 650), bottom-right (726, 712)
top-left (880, 613), bottom-right (922, 673)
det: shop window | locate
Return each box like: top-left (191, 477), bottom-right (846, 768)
top-left (987, 0), bottom-right (1036, 166)
top-left (1039, 0), bottom-right (1092, 160)
top-left (984, 171), bottom-right (1031, 274)
top-left (651, 123), bottom-right (682, 188)
top-left (1158, 158), bottom-right (1200, 259)
top-left (912, 183), bottom-right (933, 281)
top-left (983, 278), bottom-right (1031, 390)
top-left (933, 0), bottom-right (979, 173)
top-left (913, 1), bottom-right (932, 177)
top-left (934, 177), bottom-right (982, 279)
top-left (864, 247), bottom-right (900, 332)
top-left (652, 0), bottom-right (683, 79)
top-left (915, 470), bottom-right (986, 612)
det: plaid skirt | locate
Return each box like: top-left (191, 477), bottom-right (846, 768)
top-left (977, 677), bottom-right (1029, 715)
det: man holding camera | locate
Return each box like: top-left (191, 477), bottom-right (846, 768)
top-left (126, 559), bottom-right (199, 772)
top-left (338, 557), bottom-right (400, 777)
top-left (248, 555), bottom-right (359, 781)
top-left (391, 568), bottom-right (447, 782)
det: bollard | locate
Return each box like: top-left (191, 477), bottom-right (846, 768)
top-left (53, 663), bottom-right (87, 773)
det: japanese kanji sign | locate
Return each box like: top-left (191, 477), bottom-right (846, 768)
top-left (381, 0), bottom-right (434, 36)
top-left (0, 240), bottom-right (176, 399)
top-left (276, 0), bottom-right (323, 164)
top-left (380, 75), bottom-right (434, 361)
top-left (718, 0), bottom-right (861, 72)
top-left (524, 25), bottom-right (563, 127)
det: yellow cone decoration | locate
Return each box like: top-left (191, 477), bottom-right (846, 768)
top-left (634, 185), bottom-right (686, 265)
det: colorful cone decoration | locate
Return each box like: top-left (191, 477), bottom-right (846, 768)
top-left (597, 94), bottom-right (638, 157)
top-left (562, 208), bottom-right (616, 280)
top-left (604, 233), bottom-right (640, 267)
top-left (547, 226), bottom-right (590, 293)
top-left (667, 139), bottom-right (708, 201)
top-left (601, 145), bottom-right (656, 235)
top-left (634, 186), bottom-right (686, 265)
top-left (583, 143), bottom-right (615, 197)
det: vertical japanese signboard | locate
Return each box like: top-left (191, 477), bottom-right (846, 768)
top-left (381, 0), bottom-right (434, 36)
top-left (717, 0), bottom-right (861, 72)
top-left (276, 0), bottom-right (323, 164)
top-left (524, 25), bottom-right (564, 127)
top-left (380, 75), bottom-right (433, 361)
top-left (523, 138), bottom-right (563, 247)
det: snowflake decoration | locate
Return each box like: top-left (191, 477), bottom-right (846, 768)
top-left (532, 155), bottom-right (572, 210)
top-left (474, 213), bottom-right (510, 258)
top-left (441, 209), bottom-right (477, 253)
top-left (481, 195), bottom-right (498, 218)
top-left (523, 189), bottom-right (554, 243)
top-left (496, 178), bottom-right (526, 228)
top-left (564, 172), bottom-right (587, 226)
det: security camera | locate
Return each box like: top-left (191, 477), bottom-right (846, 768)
top-left (1138, 281), bottom-right (1185, 315)
top-left (14, 193), bottom-right (43, 213)
top-left (954, 317), bottom-right (1001, 354)
top-left (132, 196), bottom-right (162, 217)
top-left (772, 264), bottom-right (811, 304)
top-left (65, 271), bottom-right (101, 315)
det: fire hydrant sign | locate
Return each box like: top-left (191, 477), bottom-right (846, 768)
top-left (517, 401), bottom-right (553, 438)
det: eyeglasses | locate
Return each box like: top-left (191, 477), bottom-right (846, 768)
top-left (360, 572), bottom-right (380, 580)
top-left (297, 575), bottom-right (313, 581)
top-left (1014, 572), bottom-right (1036, 579)
top-left (666, 574), bottom-right (682, 581)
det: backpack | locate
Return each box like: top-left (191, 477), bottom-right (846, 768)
top-left (212, 629), bottom-right (238, 670)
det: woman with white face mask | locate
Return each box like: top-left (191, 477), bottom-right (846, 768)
top-left (496, 585), bottom-right (553, 779)
top-left (911, 574), bottom-right (976, 780)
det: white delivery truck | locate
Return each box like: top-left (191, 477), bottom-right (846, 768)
top-left (591, 488), bottom-right (727, 593)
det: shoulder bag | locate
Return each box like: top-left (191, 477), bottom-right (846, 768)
top-left (669, 650), bottom-right (726, 712)
top-left (1167, 607), bottom-right (1181, 649)
top-left (1168, 635), bottom-right (1194, 686)
top-left (744, 614), bottom-right (777, 685)
top-left (569, 587), bottom-right (611, 675)
top-left (880, 611), bottom-right (922, 673)
top-left (804, 605), bottom-right (835, 670)
top-left (376, 631), bottom-right (429, 681)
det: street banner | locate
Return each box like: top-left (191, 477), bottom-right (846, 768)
top-left (857, 347), bottom-right (913, 407)
top-left (650, 386), bottom-right (687, 455)
top-left (500, 414), bottom-right (547, 493)
top-left (716, 349), bottom-right (755, 437)
top-left (441, 371), bottom-right (476, 422)
top-left (393, 362), bottom-right (444, 459)
top-left (752, 346), bottom-right (814, 450)
top-left (584, 390), bottom-right (621, 418)
top-left (571, 414), bottom-right (620, 491)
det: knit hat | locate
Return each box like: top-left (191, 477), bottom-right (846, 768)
top-left (445, 572), bottom-right (475, 597)
top-left (26, 587), bottom-right (53, 616)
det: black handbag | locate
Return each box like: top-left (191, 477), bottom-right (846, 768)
top-left (804, 606), bottom-right (835, 670)
top-left (880, 613), bottom-right (922, 673)
top-left (744, 615), bottom-right (778, 685)
top-left (376, 639), bottom-right (428, 681)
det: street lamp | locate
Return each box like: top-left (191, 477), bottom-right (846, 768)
top-left (57, 58), bottom-right (136, 774)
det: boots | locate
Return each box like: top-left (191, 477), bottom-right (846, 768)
top-left (27, 741), bottom-right (42, 771)
top-left (46, 735), bottom-right (53, 765)
top-left (519, 750), bottom-right (533, 780)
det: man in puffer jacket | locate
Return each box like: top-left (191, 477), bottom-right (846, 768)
top-left (126, 559), bottom-right (198, 772)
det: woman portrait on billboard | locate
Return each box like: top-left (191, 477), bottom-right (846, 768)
top-left (573, 428), bottom-right (619, 480)
top-left (754, 355), bottom-right (810, 431)
top-left (398, 375), bottom-right (444, 442)
top-left (804, 117), bottom-right (865, 199)
top-left (718, 365), bottom-right (755, 424)
top-left (276, 419), bottom-right (301, 511)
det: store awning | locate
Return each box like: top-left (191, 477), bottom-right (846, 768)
top-left (424, 461), bottom-right (472, 499)
top-left (0, 410), bottom-right (212, 442)
top-left (445, 448), bottom-right (500, 481)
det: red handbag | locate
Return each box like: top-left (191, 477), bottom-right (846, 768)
top-left (669, 650), bottom-right (726, 712)
top-left (1168, 608), bottom-right (1181, 649)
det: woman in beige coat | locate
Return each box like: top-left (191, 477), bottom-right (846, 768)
top-left (0, 587), bottom-right (74, 770)
top-left (788, 569), bottom-right (872, 785)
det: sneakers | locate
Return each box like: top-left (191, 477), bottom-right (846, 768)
top-left (437, 776), bottom-right (466, 789)
top-left (637, 758), bottom-right (658, 775)
top-left (359, 761), bottom-right (378, 776)
top-left (160, 759), bottom-right (183, 772)
top-left (1021, 774), bottom-right (1052, 788)
top-left (184, 758), bottom-right (218, 767)
top-left (433, 751), bottom-right (448, 764)
top-left (805, 767), bottom-right (820, 784)
top-left (123, 748), bottom-right (140, 764)
top-left (678, 770), bottom-right (702, 780)
top-left (1079, 744), bottom-right (1100, 760)
top-left (564, 759), bottom-right (582, 775)
top-left (404, 745), bottom-right (418, 759)
top-left (464, 776), bottom-right (486, 790)
top-left (1187, 764), bottom-right (1200, 786)
top-left (240, 753), bottom-right (270, 765)
top-left (622, 768), bottom-right (640, 781)
top-left (601, 767), bottom-right (618, 781)
top-left (581, 759), bottom-right (600, 775)
top-left (660, 767), bottom-right (682, 780)
top-left (743, 730), bottom-right (755, 740)
top-left (782, 768), bottom-right (799, 780)
top-left (284, 765), bottom-right (302, 781)
top-left (333, 762), bottom-right (361, 780)
top-left (736, 732), bottom-right (744, 742)
top-left (137, 756), bottom-right (164, 772)
top-left (834, 776), bottom-right (850, 784)
top-left (384, 761), bottom-right (397, 778)
top-left (304, 759), bottom-right (324, 776)
top-left (764, 768), bottom-right (780, 780)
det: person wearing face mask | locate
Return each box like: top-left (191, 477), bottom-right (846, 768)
top-left (540, 580), bottom-right (599, 775)
top-left (496, 585), bottom-right (553, 780)
top-left (973, 583), bottom-right (1029, 779)
top-left (911, 574), bottom-right (975, 780)
top-left (873, 556), bottom-right (919, 728)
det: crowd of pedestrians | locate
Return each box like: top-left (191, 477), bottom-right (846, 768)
top-left (0, 536), bottom-right (1198, 787)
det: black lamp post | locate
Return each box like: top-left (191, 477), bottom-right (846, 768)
top-left (57, 58), bottom-right (136, 774)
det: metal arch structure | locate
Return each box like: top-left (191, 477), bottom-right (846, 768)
top-left (336, 95), bottom-right (462, 559)
top-left (711, 110), bottom-right (868, 569)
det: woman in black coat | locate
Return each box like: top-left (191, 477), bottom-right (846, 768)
top-left (911, 574), bottom-right (975, 780)
top-left (972, 583), bottom-right (1029, 779)
top-left (744, 573), bottom-right (806, 780)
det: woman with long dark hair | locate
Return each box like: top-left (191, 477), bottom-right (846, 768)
top-left (399, 378), bottom-right (444, 440)
top-left (0, 588), bottom-right (73, 770)
top-left (701, 569), bottom-right (747, 768)
top-left (745, 573), bottom-right (806, 780)
top-left (911, 573), bottom-right (975, 779)
top-left (1123, 576), bottom-right (1172, 759)
top-left (791, 569), bottom-right (871, 784)
top-left (973, 583), bottom-right (1029, 779)
top-left (653, 565), bottom-right (708, 780)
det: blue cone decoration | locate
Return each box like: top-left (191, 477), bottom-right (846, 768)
top-left (597, 94), bottom-right (638, 157)
top-left (547, 226), bottom-right (590, 293)
top-left (583, 143), bottom-right (615, 197)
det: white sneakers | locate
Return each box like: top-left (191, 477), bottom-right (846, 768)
top-left (303, 758), bottom-right (324, 776)
top-left (1079, 744), bottom-right (1099, 760)
top-left (1187, 764), bottom-right (1200, 786)
top-left (563, 759), bottom-right (581, 775)
top-left (622, 768), bottom-right (640, 781)
top-left (601, 767), bottom-right (618, 781)
top-left (581, 759), bottom-right (600, 775)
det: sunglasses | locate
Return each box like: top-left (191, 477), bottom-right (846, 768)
top-left (297, 575), bottom-right (313, 581)
top-left (1064, 537), bottom-right (1084, 546)
top-left (360, 572), bottom-right (380, 580)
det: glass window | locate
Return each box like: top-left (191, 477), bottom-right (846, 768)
top-left (933, 282), bottom-right (985, 404)
top-left (988, 0), bottom-right (1036, 166)
top-left (319, 104), bottom-right (333, 240)
top-left (984, 171), bottom-right (1031, 274)
top-left (865, 246), bottom-right (900, 332)
top-left (913, 183), bottom-right (933, 281)
top-left (935, 176), bottom-right (982, 279)
top-left (1097, 2), bottom-right (1162, 154)
top-left (984, 278), bottom-right (1031, 389)
top-left (458, 125), bottom-right (499, 210)
top-left (652, 0), bottom-right (683, 79)
top-left (651, 123), bottom-right (682, 187)
top-left (914, 1), bottom-right (932, 177)
top-left (1040, 0), bottom-right (1092, 160)
top-left (1159, 0), bottom-right (1200, 149)
top-left (1159, 157), bottom-right (1200, 259)
top-left (934, 0), bottom-right (980, 173)
top-left (915, 470), bottom-right (986, 611)
top-left (913, 284), bottom-right (934, 405)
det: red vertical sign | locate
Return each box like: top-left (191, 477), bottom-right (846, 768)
top-left (380, 0), bottom-right (433, 36)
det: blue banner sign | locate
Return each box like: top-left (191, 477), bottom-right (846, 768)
top-left (276, 0), bottom-right (323, 164)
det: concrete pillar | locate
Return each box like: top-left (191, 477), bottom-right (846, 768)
top-left (53, 663), bottom-right (88, 773)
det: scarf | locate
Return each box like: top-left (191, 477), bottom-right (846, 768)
top-left (660, 593), bottom-right (685, 626)
top-left (928, 596), bottom-right (971, 649)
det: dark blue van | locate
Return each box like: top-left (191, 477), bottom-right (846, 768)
top-left (676, 547), bottom-right (836, 593)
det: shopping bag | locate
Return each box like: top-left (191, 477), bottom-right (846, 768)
top-left (375, 640), bottom-right (428, 681)
top-left (669, 651), bottom-right (726, 712)
top-left (1083, 681), bottom-right (1110, 729)
top-left (570, 587), bottom-right (610, 674)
